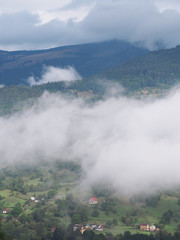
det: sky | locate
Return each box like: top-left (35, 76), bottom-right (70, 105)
top-left (1, 0), bottom-right (180, 50)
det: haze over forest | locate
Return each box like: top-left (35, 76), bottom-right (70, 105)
top-left (1, 82), bottom-right (180, 196)
top-left (1, 0), bottom-right (180, 196)
top-left (2, 1), bottom-right (180, 239)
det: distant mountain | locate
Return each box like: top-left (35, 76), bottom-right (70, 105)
top-left (95, 45), bottom-right (180, 91)
top-left (4, 44), bottom-right (180, 114)
top-left (0, 40), bottom-right (148, 85)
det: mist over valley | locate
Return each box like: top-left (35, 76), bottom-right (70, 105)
top-left (1, 1), bottom-right (180, 238)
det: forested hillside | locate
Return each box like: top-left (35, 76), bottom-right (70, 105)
top-left (97, 45), bottom-right (180, 90)
top-left (0, 40), bottom-right (148, 85)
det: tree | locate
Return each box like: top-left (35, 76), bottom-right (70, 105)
top-left (145, 194), bottom-right (161, 207)
top-left (0, 223), bottom-right (5, 240)
top-left (105, 220), bottom-right (112, 227)
top-left (112, 218), bottom-right (118, 226)
top-left (11, 203), bottom-right (22, 217)
top-left (32, 209), bottom-right (45, 222)
top-left (82, 229), bottom-right (95, 240)
top-left (47, 189), bottom-right (58, 199)
top-left (72, 214), bottom-right (81, 224)
top-left (52, 227), bottom-right (66, 240)
top-left (160, 210), bottom-right (173, 224)
top-left (173, 231), bottom-right (180, 240)
top-left (91, 210), bottom-right (99, 217)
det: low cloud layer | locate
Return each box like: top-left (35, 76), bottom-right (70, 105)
top-left (28, 66), bottom-right (82, 86)
top-left (1, 88), bottom-right (180, 195)
top-left (1, 0), bottom-right (180, 50)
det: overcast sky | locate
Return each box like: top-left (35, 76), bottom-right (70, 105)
top-left (0, 0), bottom-right (180, 50)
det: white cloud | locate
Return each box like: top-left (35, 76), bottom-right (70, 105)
top-left (28, 66), bottom-right (82, 86)
top-left (37, 6), bottom-right (92, 25)
top-left (2, 87), bottom-right (180, 195)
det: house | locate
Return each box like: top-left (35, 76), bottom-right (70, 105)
top-left (2, 209), bottom-right (8, 214)
top-left (89, 197), bottom-right (98, 205)
top-left (30, 197), bottom-right (35, 202)
top-left (90, 223), bottom-right (97, 230)
top-left (30, 197), bottom-right (40, 203)
top-left (73, 224), bottom-right (86, 234)
top-left (140, 224), bottom-right (150, 231)
top-left (150, 225), bottom-right (156, 231)
top-left (95, 225), bottom-right (104, 231)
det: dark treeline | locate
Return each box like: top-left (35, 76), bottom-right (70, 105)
top-left (99, 46), bottom-right (180, 91)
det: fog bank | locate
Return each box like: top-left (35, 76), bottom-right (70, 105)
top-left (1, 89), bottom-right (180, 194)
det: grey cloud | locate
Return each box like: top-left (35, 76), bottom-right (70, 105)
top-left (1, 88), bottom-right (180, 195)
top-left (1, 0), bottom-right (180, 50)
top-left (78, 0), bottom-right (180, 49)
top-left (0, 0), bottom-right (70, 12)
top-left (0, 11), bottom-right (76, 49)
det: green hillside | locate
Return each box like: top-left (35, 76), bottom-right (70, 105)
top-left (96, 45), bottom-right (180, 91)
top-left (0, 163), bottom-right (180, 240)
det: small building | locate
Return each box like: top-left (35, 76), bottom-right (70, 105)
top-left (89, 197), bottom-right (98, 205)
top-left (30, 197), bottom-right (35, 201)
top-left (95, 225), bottom-right (104, 231)
top-left (150, 225), bottom-right (156, 231)
top-left (2, 209), bottom-right (8, 214)
top-left (140, 224), bottom-right (150, 231)
top-left (73, 223), bottom-right (92, 234)
top-left (73, 224), bottom-right (86, 234)
top-left (90, 223), bottom-right (97, 230)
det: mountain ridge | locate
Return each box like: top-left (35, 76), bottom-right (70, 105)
top-left (95, 45), bottom-right (180, 90)
top-left (0, 40), bottom-right (148, 85)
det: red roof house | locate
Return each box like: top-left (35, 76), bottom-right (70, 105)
top-left (89, 197), bottom-right (98, 205)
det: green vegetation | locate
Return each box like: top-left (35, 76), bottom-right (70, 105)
top-left (1, 162), bottom-right (180, 239)
top-left (98, 45), bottom-right (180, 91)
top-left (2, 43), bottom-right (180, 239)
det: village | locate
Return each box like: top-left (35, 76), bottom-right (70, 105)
top-left (1, 195), bottom-right (160, 235)
top-left (73, 222), bottom-right (160, 235)
top-left (72, 197), bottom-right (161, 235)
